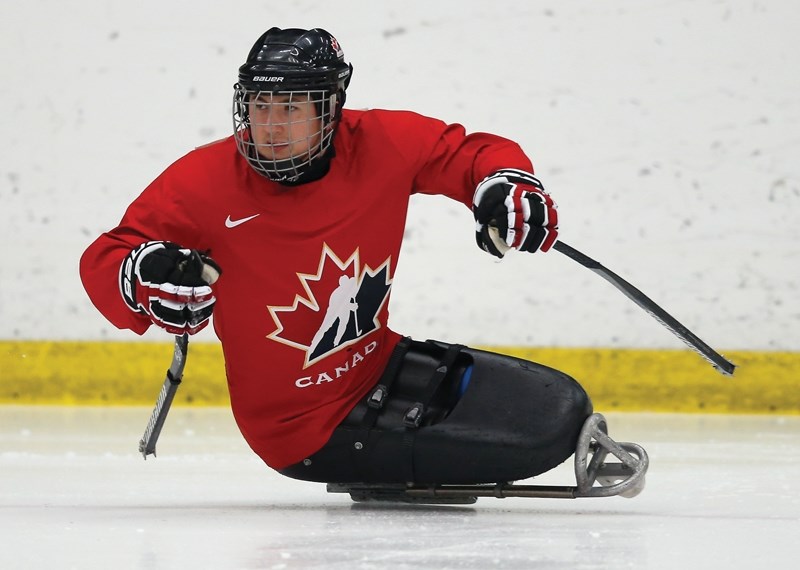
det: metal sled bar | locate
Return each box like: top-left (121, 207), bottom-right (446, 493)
top-left (404, 483), bottom-right (578, 500)
top-left (574, 413), bottom-right (649, 497)
top-left (330, 480), bottom-right (640, 502)
top-left (326, 482), bottom-right (578, 503)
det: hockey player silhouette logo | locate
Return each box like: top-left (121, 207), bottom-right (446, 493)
top-left (309, 275), bottom-right (360, 354)
top-left (267, 244), bottom-right (392, 367)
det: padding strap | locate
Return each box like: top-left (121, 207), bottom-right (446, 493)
top-left (358, 336), bottom-right (413, 432)
top-left (403, 342), bottom-right (464, 428)
top-left (351, 336), bottom-right (413, 480)
top-left (352, 338), bottom-right (464, 483)
top-left (400, 341), bottom-right (464, 482)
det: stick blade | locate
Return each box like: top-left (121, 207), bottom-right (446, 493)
top-left (553, 241), bottom-right (735, 376)
top-left (139, 334), bottom-right (189, 458)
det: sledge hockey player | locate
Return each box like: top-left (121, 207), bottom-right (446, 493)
top-left (80, 27), bottom-right (647, 502)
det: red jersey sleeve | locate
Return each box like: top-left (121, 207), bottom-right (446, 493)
top-left (79, 157), bottom-right (205, 334)
top-left (415, 123), bottom-right (534, 207)
top-left (366, 110), bottom-right (534, 207)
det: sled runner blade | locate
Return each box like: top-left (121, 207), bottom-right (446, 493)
top-left (326, 483), bottom-right (480, 505)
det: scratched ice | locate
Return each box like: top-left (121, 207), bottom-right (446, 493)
top-left (1, 406), bottom-right (798, 569)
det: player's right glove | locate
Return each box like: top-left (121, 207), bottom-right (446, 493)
top-left (119, 241), bottom-right (222, 335)
top-left (472, 169), bottom-right (559, 258)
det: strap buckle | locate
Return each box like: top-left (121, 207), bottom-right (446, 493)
top-left (367, 384), bottom-right (388, 409)
top-left (403, 402), bottom-right (424, 428)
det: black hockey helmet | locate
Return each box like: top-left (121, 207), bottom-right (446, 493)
top-left (233, 28), bottom-right (353, 184)
top-left (238, 27), bottom-right (352, 93)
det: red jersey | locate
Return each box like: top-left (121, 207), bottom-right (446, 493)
top-left (80, 108), bottom-right (534, 469)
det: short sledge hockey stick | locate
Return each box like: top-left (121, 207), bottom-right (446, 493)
top-left (552, 241), bottom-right (735, 376)
top-left (139, 333), bottom-right (189, 458)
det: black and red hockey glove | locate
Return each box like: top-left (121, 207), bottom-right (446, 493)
top-left (472, 169), bottom-right (559, 258)
top-left (119, 241), bottom-right (222, 335)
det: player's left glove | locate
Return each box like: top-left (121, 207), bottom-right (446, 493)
top-left (472, 169), bottom-right (559, 258)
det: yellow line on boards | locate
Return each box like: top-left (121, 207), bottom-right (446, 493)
top-left (1, 341), bottom-right (228, 406)
top-left (494, 346), bottom-right (798, 414)
top-left (1, 341), bottom-right (797, 413)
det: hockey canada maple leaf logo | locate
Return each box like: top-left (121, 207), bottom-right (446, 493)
top-left (267, 244), bottom-right (393, 368)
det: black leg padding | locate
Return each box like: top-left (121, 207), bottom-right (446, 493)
top-left (413, 346), bottom-right (593, 483)
top-left (280, 341), bottom-right (592, 485)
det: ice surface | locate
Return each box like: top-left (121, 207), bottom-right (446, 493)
top-left (1, 406), bottom-right (798, 569)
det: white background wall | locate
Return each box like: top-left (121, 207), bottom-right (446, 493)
top-left (1, 0), bottom-right (797, 350)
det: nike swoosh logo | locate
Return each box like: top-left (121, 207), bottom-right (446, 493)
top-left (225, 214), bottom-right (260, 228)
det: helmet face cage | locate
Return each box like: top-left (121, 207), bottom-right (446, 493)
top-left (233, 86), bottom-right (339, 183)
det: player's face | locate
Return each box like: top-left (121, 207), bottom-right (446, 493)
top-left (247, 92), bottom-right (323, 161)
